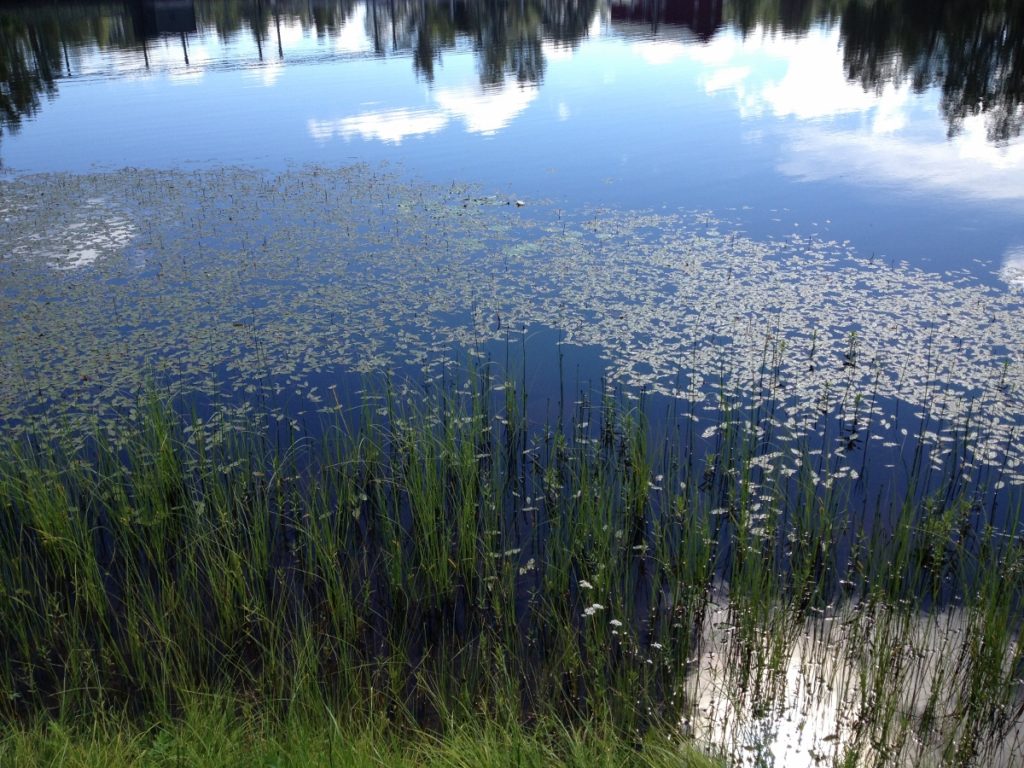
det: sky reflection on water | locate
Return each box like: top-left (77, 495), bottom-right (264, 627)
top-left (2, 1), bottom-right (1021, 287)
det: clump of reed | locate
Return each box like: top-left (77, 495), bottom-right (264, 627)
top-left (0, 367), bottom-right (1020, 765)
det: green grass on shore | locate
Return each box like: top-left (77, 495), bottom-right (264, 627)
top-left (0, 701), bottom-right (719, 768)
top-left (1, 369), bottom-right (1021, 766)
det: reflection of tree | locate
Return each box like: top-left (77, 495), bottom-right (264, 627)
top-left (723, 0), bottom-right (1024, 144)
top-left (0, 12), bottom-right (65, 138)
top-left (2, 0), bottom-right (1021, 145)
top-left (194, 0), bottom-right (357, 42)
top-left (611, 0), bottom-right (726, 41)
top-left (725, 0), bottom-right (842, 37)
top-left (332, 0), bottom-right (595, 86)
top-left (541, 0), bottom-right (598, 44)
top-left (467, 0), bottom-right (545, 85)
top-left (406, 0), bottom-right (597, 86)
top-left (0, 0), bottom-right (583, 139)
top-left (839, 0), bottom-right (1024, 144)
top-left (410, 3), bottom-right (456, 82)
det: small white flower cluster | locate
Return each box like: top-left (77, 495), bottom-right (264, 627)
top-left (582, 603), bottom-right (604, 617)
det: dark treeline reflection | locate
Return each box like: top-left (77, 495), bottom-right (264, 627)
top-left (0, 0), bottom-right (597, 138)
top-left (838, 0), bottom-right (1024, 144)
top-left (0, 0), bottom-right (1021, 144)
top-left (609, 0), bottom-right (724, 41)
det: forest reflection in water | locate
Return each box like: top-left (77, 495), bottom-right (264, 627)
top-left (0, 0), bottom-right (1021, 146)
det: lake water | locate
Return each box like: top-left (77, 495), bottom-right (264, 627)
top-left (2, 2), bottom-right (1024, 764)
top-left (4, 0), bottom-right (1023, 479)
top-left (3, 0), bottom-right (1023, 280)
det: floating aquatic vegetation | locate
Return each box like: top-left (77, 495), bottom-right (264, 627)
top-left (0, 165), bottom-right (1022, 486)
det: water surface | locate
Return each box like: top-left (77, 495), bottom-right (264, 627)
top-left (2, 0), bottom-right (1022, 282)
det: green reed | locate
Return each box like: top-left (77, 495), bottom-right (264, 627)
top-left (0, 368), bottom-right (1020, 766)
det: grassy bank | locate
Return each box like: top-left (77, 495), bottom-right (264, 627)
top-left (0, 704), bottom-right (718, 768)
top-left (1, 370), bottom-right (1021, 765)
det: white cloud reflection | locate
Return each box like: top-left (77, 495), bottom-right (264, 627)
top-left (778, 117), bottom-right (1024, 201)
top-left (702, 65), bottom-right (750, 96)
top-left (632, 40), bottom-right (690, 66)
top-left (638, 25), bottom-right (1024, 204)
top-left (1000, 245), bottom-right (1024, 291)
top-left (309, 108), bottom-right (448, 144)
top-left (243, 60), bottom-right (283, 88)
top-left (541, 40), bottom-right (576, 63)
top-left (686, 26), bottom-right (910, 130)
top-left (433, 83), bottom-right (538, 135)
top-left (334, 5), bottom-right (376, 54)
top-left (18, 201), bottom-right (136, 271)
top-left (309, 79), bottom-right (538, 144)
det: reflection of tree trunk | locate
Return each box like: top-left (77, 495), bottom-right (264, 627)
top-left (371, 0), bottom-right (382, 54)
top-left (180, 31), bottom-right (189, 66)
top-left (391, 0), bottom-right (397, 49)
top-left (255, 0), bottom-right (264, 61)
